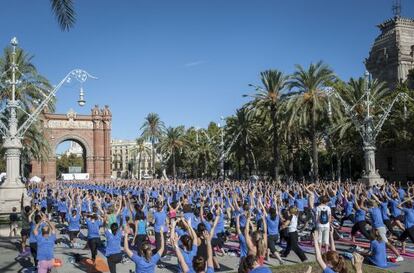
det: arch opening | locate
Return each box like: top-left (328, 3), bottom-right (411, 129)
top-left (55, 139), bottom-right (87, 179)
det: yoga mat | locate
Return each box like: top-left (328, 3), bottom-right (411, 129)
top-left (299, 239), bottom-right (414, 258)
top-left (81, 257), bottom-right (110, 273)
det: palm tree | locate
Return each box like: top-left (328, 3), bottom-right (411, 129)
top-left (288, 61), bottom-right (335, 180)
top-left (247, 70), bottom-right (288, 181)
top-left (225, 107), bottom-right (259, 178)
top-left (130, 137), bottom-right (151, 179)
top-left (50, 0), bottom-right (76, 31)
top-left (140, 113), bottom-right (164, 177)
top-left (159, 126), bottom-right (186, 179)
top-left (0, 46), bottom-right (54, 165)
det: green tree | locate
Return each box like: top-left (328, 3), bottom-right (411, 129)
top-left (50, 0), bottom-right (76, 31)
top-left (0, 46), bottom-right (54, 166)
top-left (159, 126), bottom-right (186, 180)
top-left (225, 107), bottom-right (259, 178)
top-left (288, 61), bottom-right (335, 180)
top-left (140, 113), bottom-right (165, 176)
top-left (246, 70), bottom-right (288, 181)
top-left (130, 137), bottom-right (151, 179)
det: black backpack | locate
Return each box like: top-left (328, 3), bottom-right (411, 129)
top-left (319, 209), bottom-right (329, 225)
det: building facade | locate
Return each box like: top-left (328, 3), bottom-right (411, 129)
top-left (366, 15), bottom-right (414, 182)
top-left (111, 139), bottom-right (156, 179)
top-left (366, 16), bottom-right (414, 89)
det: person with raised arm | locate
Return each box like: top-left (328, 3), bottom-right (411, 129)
top-left (313, 229), bottom-right (347, 273)
top-left (104, 222), bottom-right (123, 273)
top-left (33, 214), bottom-right (57, 273)
top-left (124, 223), bottom-right (164, 273)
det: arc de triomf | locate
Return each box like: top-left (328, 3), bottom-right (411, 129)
top-left (30, 105), bottom-right (112, 181)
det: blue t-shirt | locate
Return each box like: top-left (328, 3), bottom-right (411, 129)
top-left (345, 201), bottom-right (353, 216)
top-left (323, 267), bottom-right (337, 273)
top-left (105, 229), bottom-right (122, 256)
top-left (239, 233), bottom-right (248, 258)
top-left (67, 213), bottom-right (81, 231)
top-left (380, 202), bottom-right (389, 221)
top-left (295, 198), bottom-right (306, 212)
top-left (389, 199), bottom-right (401, 217)
top-left (137, 220), bottom-right (147, 235)
top-left (369, 207), bottom-right (384, 228)
top-left (402, 207), bottom-right (414, 229)
top-left (86, 219), bottom-right (102, 239)
top-left (153, 210), bottom-right (167, 232)
top-left (180, 245), bottom-right (197, 273)
top-left (132, 253), bottom-right (160, 273)
top-left (266, 215), bottom-right (280, 235)
top-left (355, 209), bottom-right (366, 223)
top-left (29, 222), bottom-right (46, 243)
top-left (250, 266), bottom-right (272, 273)
top-left (369, 240), bottom-right (387, 268)
top-left (57, 201), bottom-right (68, 213)
top-left (36, 233), bottom-right (56, 261)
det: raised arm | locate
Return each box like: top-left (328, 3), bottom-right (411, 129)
top-left (204, 230), bottom-right (214, 268)
top-left (313, 231), bottom-right (327, 270)
top-left (244, 211), bottom-right (255, 253)
top-left (123, 224), bottom-right (134, 258)
top-left (157, 228), bottom-right (165, 256)
top-left (171, 232), bottom-right (189, 273)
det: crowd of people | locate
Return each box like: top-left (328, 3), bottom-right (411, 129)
top-left (12, 178), bottom-right (414, 273)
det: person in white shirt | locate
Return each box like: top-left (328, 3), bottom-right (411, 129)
top-left (281, 207), bottom-right (307, 262)
top-left (315, 195), bottom-right (332, 253)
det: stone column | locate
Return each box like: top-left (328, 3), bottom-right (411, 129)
top-left (102, 106), bottom-right (112, 179)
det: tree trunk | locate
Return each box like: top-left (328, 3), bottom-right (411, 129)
top-left (337, 155), bottom-right (342, 182)
top-left (151, 139), bottom-right (155, 176)
top-left (138, 153), bottom-right (142, 180)
top-left (172, 149), bottom-right (176, 180)
top-left (288, 140), bottom-right (294, 176)
top-left (271, 106), bottom-right (280, 181)
top-left (311, 103), bottom-right (319, 181)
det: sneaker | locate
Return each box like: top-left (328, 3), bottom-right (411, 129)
top-left (355, 246), bottom-right (364, 252)
top-left (395, 256), bottom-right (404, 262)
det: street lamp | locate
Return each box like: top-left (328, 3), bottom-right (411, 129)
top-left (327, 71), bottom-right (410, 186)
top-left (0, 37), bottom-right (96, 212)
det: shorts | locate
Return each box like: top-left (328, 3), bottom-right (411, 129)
top-left (317, 226), bottom-right (330, 245)
top-left (376, 227), bottom-right (388, 243)
top-left (21, 228), bottom-right (30, 237)
top-left (10, 222), bottom-right (18, 230)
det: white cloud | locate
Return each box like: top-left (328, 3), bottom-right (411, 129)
top-left (184, 61), bottom-right (206, 67)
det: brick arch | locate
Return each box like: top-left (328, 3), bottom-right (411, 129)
top-left (53, 134), bottom-right (92, 158)
top-left (30, 106), bottom-right (112, 182)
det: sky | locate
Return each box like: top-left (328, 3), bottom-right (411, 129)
top-left (1, 0), bottom-right (414, 140)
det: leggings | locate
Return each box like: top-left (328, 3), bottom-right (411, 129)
top-left (87, 238), bottom-right (101, 261)
top-left (340, 214), bottom-right (355, 226)
top-left (29, 242), bottom-right (38, 266)
top-left (384, 219), bottom-right (400, 237)
top-left (399, 226), bottom-right (414, 243)
top-left (155, 232), bottom-right (167, 257)
top-left (283, 231), bottom-right (307, 262)
top-left (107, 253), bottom-right (123, 273)
top-left (267, 234), bottom-right (280, 254)
top-left (351, 221), bottom-right (371, 239)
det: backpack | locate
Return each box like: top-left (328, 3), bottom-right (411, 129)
top-left (319, 209), bottom-right (329, 225)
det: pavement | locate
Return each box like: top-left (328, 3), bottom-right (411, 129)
top-left (0, 224), bottom-right (413, 273)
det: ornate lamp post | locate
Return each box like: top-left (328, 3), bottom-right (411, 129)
top-left (0, 37), bottom-right (96, 212)
top-left (328, 71), bottom-right (410, 186)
